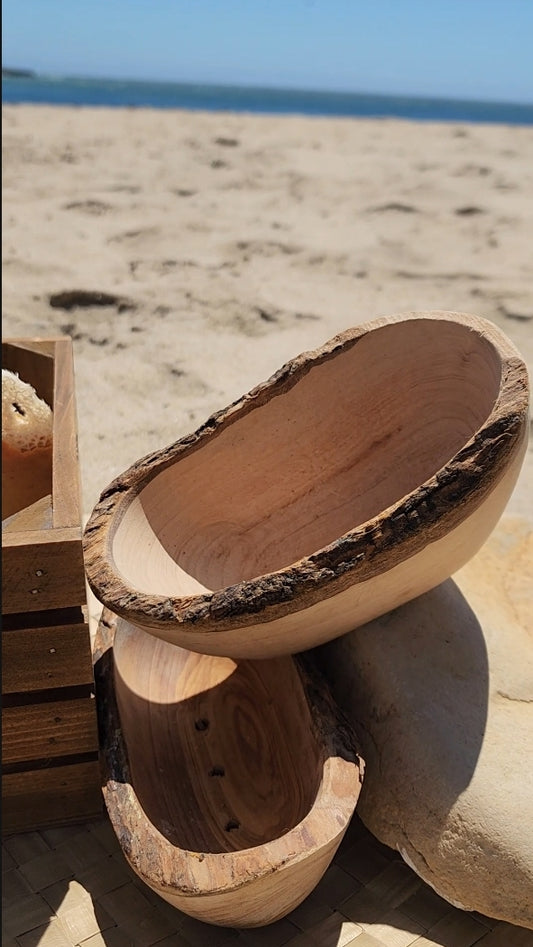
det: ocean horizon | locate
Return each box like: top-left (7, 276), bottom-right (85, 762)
top-left (3, 73), bottom-right (533, 126)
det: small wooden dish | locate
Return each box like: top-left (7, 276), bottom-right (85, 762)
top-left (84, 311), bottom-right (529, 659)
top-left (93, 609), bottom-right (363, 927)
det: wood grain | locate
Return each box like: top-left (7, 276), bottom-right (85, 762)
top-left (51, 337), bottom-right (83, 529)
top-left (2, 696), bottom-right (99, 763)
top-left (2, 341), bottom-right (54, 410)
top-left (2, 620), bottom-right (94, 693)
top-left (2, 528), bottom-right (86, 613)
top-left (84, 311), bottom-right (530, 658)
top-left (2, 761), bottom-right (102, 835)
top-left (2, 494), bottom-right (54, 533)
top-left (94, 609), bottom-right (364, 927)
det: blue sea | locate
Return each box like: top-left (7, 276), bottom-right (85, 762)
top-left (3, 74), bottom-right (533, 126)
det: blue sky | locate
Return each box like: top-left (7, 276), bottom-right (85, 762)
top-left (2, 0), bottom-right (532, 103)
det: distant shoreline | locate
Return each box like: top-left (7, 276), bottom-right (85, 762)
top-left (2, 73), bottom-right (532, 126)
top-left (2, 67), bottom-right (36, 79)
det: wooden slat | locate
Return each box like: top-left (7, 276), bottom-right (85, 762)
top-left (2, 761), bottom-right (103, 835)
top-left (2, 528), bottom-right (86, 613)
top-left (51, 337), bottom-right (83, 529)
top-left (2, 495), bottom-right (54, 534)
top-left (2, 337), bottom-right (58, 358)
top-left (2, 697), bottom-right (99, 764)
top-left (2, 605), bottom-right (86, 630)
top-left (2, 621), bottom-right (94, 693)
top-left (2, 341), bottom-right (55, 409)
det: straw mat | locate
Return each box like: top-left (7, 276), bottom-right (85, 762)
top-left (3, 810), bottom-right (532, 947)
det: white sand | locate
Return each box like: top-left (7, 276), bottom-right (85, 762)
top-left (3, 104), bottom-right (532, 522)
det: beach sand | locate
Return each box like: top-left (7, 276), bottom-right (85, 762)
top-left (3, 104), bottom-right (532, 524)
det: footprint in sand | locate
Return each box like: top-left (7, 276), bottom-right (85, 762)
top-left (498, 300), bottom-right (532, 322)
top-left (233, 239), bottom-right (301, 259)
top-left (454, 206), bottom-right (486, 216)
top-left (213, 136), bottom-right (240, 147)
top-left (368, 202), bottom-right (419, 213)
top-left (107, 227), bottom-right (159, 245)
top-left (454, 163), bottom-right (492, 177)
top-left (49, 290), bottom-right (136, 312)
top-left (166, 364), bottom-right (211, 397)
top-left (63, 199), bottom-right (112, 215)
top-left (205, 299), bottom-right (320, 337)
top-left (107, 184), bottom-right (141, 194)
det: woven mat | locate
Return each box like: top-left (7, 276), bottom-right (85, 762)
top-left (3, 810), bottom-right (532, 947)
top-left (5, 592), bottom-right (531, 946)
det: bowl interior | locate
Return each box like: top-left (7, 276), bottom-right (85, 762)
top-left (113, 619), bottom-right (323, 853)
top-left (112, 319), bottom-right (502, 595)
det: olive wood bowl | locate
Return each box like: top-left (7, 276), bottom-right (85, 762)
top-left (93, 609), bottom-right (363, 927)
top-left (84, 311), bottom-right (529, 659)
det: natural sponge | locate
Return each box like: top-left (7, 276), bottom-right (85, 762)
top-left (2, 370), bottom-right (53, 452)
top-left (2, 369), bottom-right (53, 520)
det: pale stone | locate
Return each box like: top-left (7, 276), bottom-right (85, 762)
top-left (315, 515), bottom-right (533, 929)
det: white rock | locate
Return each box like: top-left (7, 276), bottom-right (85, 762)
top-left (315, 515), bottom-right (533, 929)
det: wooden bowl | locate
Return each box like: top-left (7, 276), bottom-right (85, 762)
top-left (84, 311), bottom-right (529, 659)
top-left (93, 609), bottom-right (363, 928)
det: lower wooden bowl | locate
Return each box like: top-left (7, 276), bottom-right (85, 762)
top-left (93, 609), bottom-right (364, 928)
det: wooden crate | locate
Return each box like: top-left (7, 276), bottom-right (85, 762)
top-left (2, 338), bottom-right (102, 834)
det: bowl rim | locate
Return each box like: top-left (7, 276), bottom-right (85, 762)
top-left (83, 310), bottom-right (529, 635)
